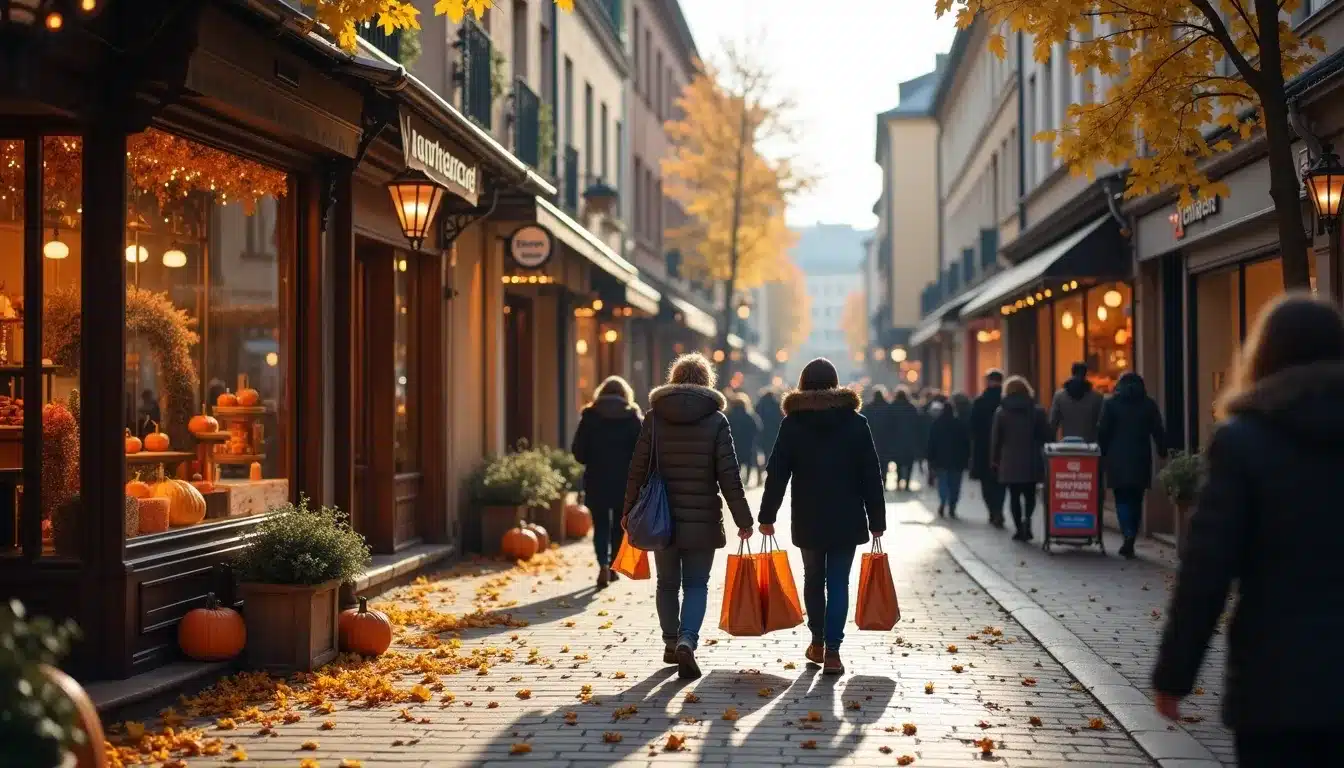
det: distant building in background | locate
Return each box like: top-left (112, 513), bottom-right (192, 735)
top-left (787, 224), bottom-right (871, 384)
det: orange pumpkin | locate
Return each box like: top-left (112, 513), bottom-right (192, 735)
top-left (188, 407), bottom-right (219, 435)
top-left (137, 497), bottom-right (170, 534)
top-left (144, 421), bottom-right (170, 452)
top-left (124, 428), bottom-right (142, 455)
top-left (236, 387), bottom-right (260, 407)
top-left (339, 596), bottom-right (394, 656)
top-left (125, 474), bottom-right (152, 499)
top-left (522, 522), bottom-right (550, 551)
top-left (501, 526), bottom-right (540, 560)
top-left (178, 592), bottom-right (246, 661)
top-left (564, 503), bottom-right (593, 538)
top-left (153, 478), bottom-right (207, 526)
top-left (216, 390), bottom-right (238, 408)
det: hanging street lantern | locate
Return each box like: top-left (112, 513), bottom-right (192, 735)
top-left (582, 178), bottom-right (619, 218)
top-left (1305, 144), bottom-right (1344, 231)
top-left (386, 168), bottom-right (448, 251)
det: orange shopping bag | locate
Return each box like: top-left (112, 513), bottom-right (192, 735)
top-left (757, 536), bottom-right (804, 632)
top-left (854, 538), bottom-right (900, 631)
top-left (612, 537), bottom-right (651, 580)
top-left (719, 541), bottom-right (765, 636)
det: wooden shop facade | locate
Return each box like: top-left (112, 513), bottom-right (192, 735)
top-left (0, 0), bottom-right (551, 683)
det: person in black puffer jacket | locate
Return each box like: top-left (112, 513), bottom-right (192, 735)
top-left (927, 395), bottom-right (972, 519)
top-left (887, 388), bottom-right (922, 490)
top-left (726, 392), bottom-right (763, 487)
top-left (860, 387), bottom-right (893, 486)
top-left (1153, 295), bottom-right (1344, 766)
top-left (1097, 371), bottom-right (1168, 558)
top-left (757, 358), bottom-right (886, 676)
top-left (970, 370), bottom-right (1006, 527)
top-left (990, 376), bottom-right (1051, 541)
top-left (623, 353), bottom-right (754, 680)
top-left (571, 376), bottom-right (643, 589)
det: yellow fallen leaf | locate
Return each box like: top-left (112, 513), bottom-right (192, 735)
top-left (516, 689), bottom-right (532, 699)
top-left (1088, 717), bottom-right (1107, 730)
top-left (722, 707), bottom-right (739, 721)
top-left (924, 682), bottom-right (934, 694)
top-left (758, 687), bottom-right (774, 698)
top-left (598, 621), bottom-right (613, 629)
top-left (783, 661), bottom-right (796, 669)
top-left (684, 692), bottom-right (700, 703)
top-left (613, 705), bottom-right (638, 720)
top-left (976, 736), bottom-right (994, 755)
top-left (282, 711), bottom-right (302, 724)
top-left (947, 644), bottom-right (958, 653)
top-left (510, 743), bottom-right (532, 754)
top-left (302, 740), bottom-right (320, 750)
top-left (611, 671), bottom-right (627, 680)
top-left (664, 733), bottom-right (686, 751)
top-left (410, 684), bottom-right (432, 702)
top-left (124, 721), bottom-right (146, 740)
top-left (320, 720), bottom-right (336, 730)
top-left (229, 749), bottom-right (248, 762)
top-left (300, 760), bottom-right (320, 768)
top-left (340, 761), bottom-right (363, 768)
top-left (216, 717), bottom-right (237, 730)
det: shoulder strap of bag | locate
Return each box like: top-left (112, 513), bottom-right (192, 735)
top-left (647, 417), bottom-right (659, 475)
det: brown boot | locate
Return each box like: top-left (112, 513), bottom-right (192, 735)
top-left (823, 650), bottom-right (844, 676)
top-left (596, 567), bottom-right (610, 589)
top-left (675, 643), bottom-right (702, 680)
top-left (805, 643), bottom-right (824, 665)
top-left (663, 644), bottom-right (677, 665)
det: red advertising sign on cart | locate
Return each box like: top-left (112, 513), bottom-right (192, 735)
top-left (1046, 454), bottom-right (1101, 538)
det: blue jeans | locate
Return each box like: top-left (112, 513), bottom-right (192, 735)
top-left (936, 469), bottom-right (964, 508)
top-left (653, 548), bottom-right (715, 649)
top-left (1113, 487), bottom-right (1146, 539)
top-left (800, 546), bottom-right (857, 651)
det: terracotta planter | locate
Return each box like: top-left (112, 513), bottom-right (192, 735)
top-left (533, 498), bottom-right (568, 545)
top-left (480, 506), bottom-right (525, 556)
top-left (40, 664), bottom-right (107, 768)
top-left (238, 579), bottom-right (341, 674)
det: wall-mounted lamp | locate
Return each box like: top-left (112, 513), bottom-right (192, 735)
top-left (386, 168), bottom-right (447, 251)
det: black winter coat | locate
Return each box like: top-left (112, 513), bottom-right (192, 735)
top-left (758, 388), bottom-right (886, 551)
top-left (726, 402), bottom-right (762, 463)
top-left (622, 384), bottom-right (753, 550)
top-left (1097, 372), bottom-right (1168, 490)
top-left (926, 407), bottom-right (971, 473)
top-left (860, 396), bottom-right (894, 460)
top-left (990, 392), bottom-right (1050, 484)
top-left (1153, 361), bottom-right (1344, 731)
top-left (887, 397), bottom-right (922, 465)
top-left (756, 393), bottom-right (784, 456)
top-left (570, 396), bottom-right (643, 508)
top-left (969, 386), bottom-right (1002, 480)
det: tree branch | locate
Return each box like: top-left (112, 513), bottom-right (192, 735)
top-left (1189, 0), bottom-right (1263, 88)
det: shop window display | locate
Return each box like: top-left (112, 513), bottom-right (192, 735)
top-left (1084, 282), bottom-right (1131, 393)
top-left (574, 310), bottom-right (597, 414)
top-left (393, 255), bottom-right (417, 474)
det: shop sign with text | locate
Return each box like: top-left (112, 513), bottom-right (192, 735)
top-left (1169, 195), bottom-right (1219, 240)
top-left (508, 225), bottom-right (553, 269)
top-left (400, 110), bottom-right (479, 206)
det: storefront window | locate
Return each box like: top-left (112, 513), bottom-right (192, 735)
top-left (574, 311), bottom-right (598, 414)
top-left (1053, 293), bottom-right (1084, 399)
top-left (971, 321), bottom-right (1002, 386)
top-left (0, 140), bottom-right (22, 556)
top-left (1035, 307), bottom-right (1051, 407)
top-left (393, 255), bottom-right (417, 474)
top-left (120, 128), bottom-right (292, 537)
top-left (1085, 281), bottom-right (1132, 393)
top-left (1195, 266), bottom-right (1240, 446)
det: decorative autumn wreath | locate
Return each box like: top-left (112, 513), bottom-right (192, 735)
top-left (44, 284), bottom-right (200, 447)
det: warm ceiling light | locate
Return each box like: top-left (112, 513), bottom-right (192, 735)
top-left (1025, 296), bottom-right (1035, 306)
top-left (905, 369), bottom-right (919, 383)
top-left (125, 244), bottom-right (148, 263)
top-left (976, 330), bottom-right (991, 343)
top-left (43, 239), bottom-right (69, 260)
top-left (81, 0), bottom-right (98, 11)
top-left (890, 347), bottom-right (907, 362)
top-left (1060, 311), bottom-right (1075, 330)
top-left (1070, 280), bottom-right (1079, 289)
top-left (1075, 323), bottom-right (1085, 338)
top-left (603, 329), bottom-right (619, 343)
top-left (592, 299), bottom-right (604, 311)
top-left (712, 349), bottom-right (726, 362)
top-left (1043, 289), bottom-right (1052, 298)
top-left (775, 349), bottom-right (788, 363)
top-left (265, 352), bottom-right (279, 367)
top-left (162, 248), bottom-right (187, 268)
top-left (44, 12), bottom-right (62, 30)
top-left (1103, 289), bottom-right (1123, 308)
top-left (397, 258), bottom-right (408, 272)
top-left (1115, 328), bottom-right (1129, 345)
top-left (1035, 292), bottom-right (1043, 300)
top-left (1096, 305), bottom-right (1109, 322)
top-left (385, 168), bottom-right (446, 251)
top-left (575, 339), bottom-right (589, 355)
top-left (736, 304), bottom-right (750, 319)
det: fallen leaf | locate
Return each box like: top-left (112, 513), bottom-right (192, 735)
top-left (613, 705), bottom-right (638, 721)
top-left (804, 711), bottom-right (823, 722)
top-left (902, 722), bottom-right (917, 736)
top-left (879, 746), bottom-right (893, 754)
top-left (976, 720), bottom-right (991, 729)
top-left (563, 711), bottom-right (579, 725)
top-left (409, 684), bottom-right (432, 702)
top-left (1029, 716), bottom-right (1043, 727)
top-left (684, 692), bottom-right (700, 703)
top-left (300, 760), bottom-right (319, 768)
top-left (722, 707), bottom-right (740, 721)
top-left (897, 756), bottom-right (915, 766)
top-left (301, 740), bottom-right (320, 751)
top-left (783, 661), bottom-right (797, 670)
top-left (801, 739), bottom-right (818, 749)
top-left (487, 702), bottom-right (500, 709)
top-left (516, 689), bottom-right (532, 699)
top-left (603, 731), bottom-right (623, 743)
top-left (216, 718), bottom-right (237, 730)
top-left (320, 720), bottom-right (336, 730)
top-left (924, 682), bottom-right (934, 694)
top-left (664, 733), bottom-right (687, 751)
top-left (510, 743), bottom-right (532, 754)
top-left (1194, 687), bottom-right (1205, 695)
top-left (1022, 678), bottom-right (1037, 687)
top-left (758, 687), bottom-right (774, 698)
top-left (952, 664), bottom-right (964, 673)
top-left (340, 761), bottom-right (363, 768)
top-left (283, 711), bottom-right (302, 724)
top-left (976, 736), bottom-right (994, 755)
top-left (1181, 715), bottom-right (1205, 724)
top-left (1088, 717), bottom-right (1107, 730)
top-left (846, 700), bottom-right (861, 710)
top-left (947, 644), bottom-right (958, 653)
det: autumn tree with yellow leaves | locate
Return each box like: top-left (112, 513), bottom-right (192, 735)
top-left (839, 289), bottom-right (870, 367)
top-left (939, 0), bottom-right (1324, 288)
top-left (762, 261), bottom-right (812, 361)
top-left (662, 46), bottom-right (813, 369)
top-left (311, 0), bottom-right (572, 51)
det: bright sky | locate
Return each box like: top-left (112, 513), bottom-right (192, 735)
top-left (678, 0), bottom-right (958, 230)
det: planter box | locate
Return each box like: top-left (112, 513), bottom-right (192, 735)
top-left (238, 579), bottom-right (341, 674)
top-left (532, 498), bottom-right (568, 545)
top-left (480, 505), bottom-right (524, 556)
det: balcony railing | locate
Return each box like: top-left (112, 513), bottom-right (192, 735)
top-left (563, 145), bottom-right (580, 214)
top-left (358, 22), bottom-right (402, 62)
top-left (961, 247), bottom-right (975, 285)
top-left (513, 79), bottom-right (541, 168)
top-left (455, 19), bottom-right (493, 130)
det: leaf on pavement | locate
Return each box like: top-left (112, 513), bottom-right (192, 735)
top-left (722, 707), bottom-right (739, 721)
top-left (664, 733), bottom-right (687, 751)
top-left (510, 743), bottom-right (532, 754)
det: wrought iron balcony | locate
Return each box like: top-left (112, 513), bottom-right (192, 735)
top-left (513, 79), bottom-right (541, 168)
top-left (358, 22), bottom-right (401, 62)
top-left (455, 19), bottom-right (493, 130)
top-left (961, 247), bottom-right (975, 285)
top-left (563, 145), bottom-right (580, 214)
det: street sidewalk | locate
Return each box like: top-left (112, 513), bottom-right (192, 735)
top-left (905, 480), bottom-right (1234, 766)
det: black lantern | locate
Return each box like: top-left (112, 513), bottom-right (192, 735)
top-left (1305, 144), bottom-right (1344, 230)
top-left (582, 178), bottom-right (619, 218)
top-left (386, 168), bottom-right (447, 251)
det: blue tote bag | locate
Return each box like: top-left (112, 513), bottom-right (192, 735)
top-left (626, 419), bottom-right (672, 551)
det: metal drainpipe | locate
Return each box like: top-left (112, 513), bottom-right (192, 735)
top-left (552, 0), bottom-right (567, 442)
top-left (1016, 29), bottom-right (1027, 230)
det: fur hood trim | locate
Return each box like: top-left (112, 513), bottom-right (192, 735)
top-left (649, 383), bottom-right (727, 412)
top-left (782, 387), bottom-right (862, 415)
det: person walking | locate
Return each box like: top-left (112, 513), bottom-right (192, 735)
top-left (726, 392), bottom-right (763, 487)
top-left (570, 376), bottom-right (644, 588)
top-left (990, 375), bottom-right (1050, 541)
top-left (927, 392), bottom-right (971, 519)
top-left (756, 358), bottom-right (886, 675)
top-left (1050, 362), bottom-right (1104, 441)
top-left (861, 386), bottom-right (894, 487)
top-left (1097, 371), bottom-right (1168, 558)
top-left (623, 353), bottom-right (753, 680)
top-left (970, 370), bottom-right (1006, 527)
top-left (1152, 294), bottom-right (1344, 766)
top-left (755, 388), bottom-right (784, 471)
top-left (888, 388), bottom-right (921, 490)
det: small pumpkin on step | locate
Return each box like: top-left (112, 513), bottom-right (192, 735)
top-left (339, 596), bottom-right (393, 656)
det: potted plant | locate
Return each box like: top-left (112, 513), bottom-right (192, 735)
top-left (471, 450), bottom-right (564, 555)
top-left (0, 600), bottom-right (106, 768)
top-left (537, 445), bottom-right (583, 544)
top-left (233, 497), bottom-right (370, 674)
top-left (1157, 450), bottom-right (1203, 555)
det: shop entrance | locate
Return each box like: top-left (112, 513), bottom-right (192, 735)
top-left (504, 294), bottom-right (534, 448)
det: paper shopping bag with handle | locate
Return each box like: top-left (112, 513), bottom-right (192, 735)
top-left (757, 536), bottom-right (804, 632)
top-left (855, 539), bottom-right (900, 630)
top-left (719, 541), bottom-right (765, 636)
top-left (612, 536), bottom-right (651, 580)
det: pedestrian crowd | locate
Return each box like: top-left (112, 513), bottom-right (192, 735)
top-left (566, 292), bottom-right (1344, 768)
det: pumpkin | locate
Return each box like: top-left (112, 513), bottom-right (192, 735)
top-left (124, 428), bottom-right (142, 455)
top-left (40, 663), bottom-right (106, 768)
top-left (501, 526), bottom-right (540, 560)
top-left (564, 503), bottom-right (593, 538)
top-left (154, 477), bottom-right (207, 526)
top-left (178, 592), bottom-right (245, 661)
top-left (522, 522), bottom-right (550, 551)
top-left (188, 407), bottom-right (219, 435)
top-left (339, 596), bottom-right (393, 656)
top-left (137, 497), bottom-right (170, 534)
top-left (216, 390), bottom-right (238, 408)
top-left (236, 387), bottom-right (260, 407)
top-left (144, 421), bottom-right (170, 452)
top-left (125, 474), bottom-right (152, 499)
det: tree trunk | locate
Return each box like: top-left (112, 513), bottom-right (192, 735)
top-left (1256, 0), bottom-right (1313, 290)
top-left (715, 98), bottom-right (752, 381)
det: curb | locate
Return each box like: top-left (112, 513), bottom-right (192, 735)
top-left (925, 522), bottom-right (1222, 768)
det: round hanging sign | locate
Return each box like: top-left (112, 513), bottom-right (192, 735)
top-left (508, 225), bottom-right (553, 269)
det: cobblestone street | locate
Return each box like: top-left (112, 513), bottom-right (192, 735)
top-left (108, 488), bottom-right (1171, 767)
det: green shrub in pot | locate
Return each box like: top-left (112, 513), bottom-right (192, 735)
top-left (470, 450), bottom-right (565, 509)
top-left (1157, 450), bottom-right (1204, 507)
top-left (539, 445), bottom-right (584, 492)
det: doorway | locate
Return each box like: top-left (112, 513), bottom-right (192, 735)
top-left (504, 293), bottom-right (534, 449)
